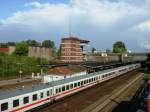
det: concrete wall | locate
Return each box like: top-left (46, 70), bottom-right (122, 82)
top-left (8, 46), bottom-right (16, 54)
top-left (28, 47), bottom-right (53, 60)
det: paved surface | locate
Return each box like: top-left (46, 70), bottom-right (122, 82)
top-left (0, 77), bottom-right (37, 87)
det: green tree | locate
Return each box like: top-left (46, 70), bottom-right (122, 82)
top-left (42, 40), bottom-right (55, 48)
top-left (113, 41), bottom-right (127, 53)
top-left (26, 40), bottom-right (40, 47)
top-left (56, 48), bottom-right (61, 59)
top-left (14, 42), bottom-right (28, 56)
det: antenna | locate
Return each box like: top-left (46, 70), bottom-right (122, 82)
top-left (69, 15), bottom-right (72, 37)
top-left (68, 3), bottom-right (73, 37)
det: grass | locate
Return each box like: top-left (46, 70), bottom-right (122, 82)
top-left (144, 73), bottom-right (150, 79)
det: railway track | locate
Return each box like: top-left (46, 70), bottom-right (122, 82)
top-left (34, 70), bottom-right (142, 112)
top-left (83, 74), bottom-right (143, 112)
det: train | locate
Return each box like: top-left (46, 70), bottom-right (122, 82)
top-left (0, 63), bottom-right (140, 112)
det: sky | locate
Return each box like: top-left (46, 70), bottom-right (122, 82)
top-left (0, 0), bottom-right (150, 52)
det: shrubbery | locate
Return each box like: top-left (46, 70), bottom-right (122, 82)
top-left (0, 53), bottom-right (49, 78)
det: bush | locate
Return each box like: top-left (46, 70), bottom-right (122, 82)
top-left (0, 54), bottom-right (49, 78)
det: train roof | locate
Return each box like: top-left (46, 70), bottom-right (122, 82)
top-left (0, 65), bottom-right (132, 100)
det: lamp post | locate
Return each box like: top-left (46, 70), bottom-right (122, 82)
top-left (17, 62), bottom-right (23, 80)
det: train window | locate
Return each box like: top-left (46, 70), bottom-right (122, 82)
top-left (1, 102), bottom-right (8, 111)
top-left (50, 89), bottom-right (52, 95)
top-left (87, 79), bottom-right (89, 83)
top-left (13, 99), bottom-right (19, 107)
top-left (56, 88), bottom-right (59, 93)
top-left (96, 77), bottom-right (98, 80)
top-left (84, 80), bottom-right (86, 84)
top-left (74, 83), bottom-right (77, 87)
top-left (78, 82), bottom-right (80, 86)
top-left (33, 94), bottom-right (37, 101)
top-left (62, 86), bottom-right (65, 91)
top-left (70, 84), bottom-right (73, 89)
top-left (23, 97), bottom-right (29, 104)
top-left (81, 81), bottom-right (83, 85)
top-left (59, 88), bottom-right (61, 93)
top-left (40, 92), bottom-right (44, 98)
top-left (66, 85), bottom-right (69, 90)
top-left (47, 91), bottom-right (50, 96)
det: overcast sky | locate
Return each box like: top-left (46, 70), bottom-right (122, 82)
top-left (0, 0), bottom-right (150, 52)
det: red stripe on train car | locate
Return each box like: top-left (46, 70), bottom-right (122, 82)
top-left (10, 87), bottom-right (81, 112)
top-left (10, 74), bottom-right (121, 112)
top-left (148, 98), bottom-right (150, 112)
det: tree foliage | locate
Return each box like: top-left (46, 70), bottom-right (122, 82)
top-left (56, 48), bottom-right (61, 59)
top-left (113, 41), bottom-right (127, 53)
top-left (14, 41), bottom-right (28, 56)
top-left (26, 40), bottom-right (40, 47)
top-left (42, 40), bottom-right (55, 48)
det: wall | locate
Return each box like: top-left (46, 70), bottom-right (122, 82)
top-left (28, 47), bottom-right (54, 60)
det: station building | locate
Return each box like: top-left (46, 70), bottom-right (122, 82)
top-left (60, 37), bottom-right (89, 63)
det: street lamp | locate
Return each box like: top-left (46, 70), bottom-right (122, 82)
top-left (16, 62), bottom-right (24, 80)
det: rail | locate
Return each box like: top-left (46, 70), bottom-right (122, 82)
top-left (82, 74), bottom-right (143, 112)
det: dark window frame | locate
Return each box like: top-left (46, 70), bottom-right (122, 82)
top-left (62, 86), bottom-right (65, 91)
top-left (1, 102), bottom-right (8, 111)
top-left (47, 91), bottom-right (50, 96)
top-left (59, 88), bottom-right (61, 93)
top-left (13, 99), bottom-right (19, 107)
top-left (78, 82), bottom-right (80, 86)
top-left (70, 84), bottom-right (73, 89)
top-left (32, 94), bottom-right (38, 101)
top-left (74, 83), bottom-right (77, 87)
top-left (40, 92), bottom-right (44, 98)
top-left (23, 97), bottom-right (29, 104)
top-left (66, 85), bottom-right (69, 90)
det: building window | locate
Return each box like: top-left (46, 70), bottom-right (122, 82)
top-left (23, 97), bottom-right (29, 104)
top-left (13, 99), bottom-right (19, 107)
top-left (40, 92), bottom-right (43, 98)
top-left (32, 94), bottom-right (37, 101)
top-left (1, 102), bottom-right (8, 111)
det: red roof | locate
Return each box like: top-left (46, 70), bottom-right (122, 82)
top-left (0, 48), bottom-right (9, 53)
top-left (48, 65), bottom-right (87, 76)
top-left (49, 66), bottom-right (72, 75)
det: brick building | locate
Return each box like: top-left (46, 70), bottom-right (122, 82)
top-left (60, 37), bottom-right (89, 63)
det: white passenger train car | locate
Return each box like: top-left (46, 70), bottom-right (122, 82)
top-left (0, 64), bottom-right (140, 112)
